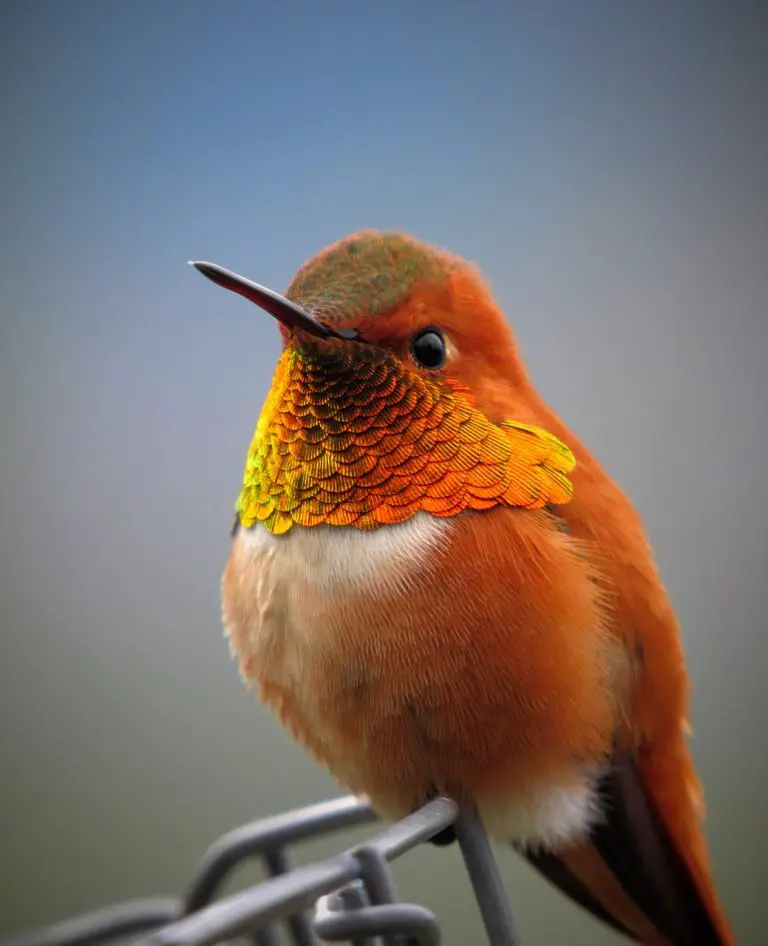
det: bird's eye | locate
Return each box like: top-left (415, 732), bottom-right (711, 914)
top-left (410, 327), bottom-right (447, 369)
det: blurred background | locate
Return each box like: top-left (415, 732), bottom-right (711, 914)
top-left (1, 2), bottom-right (766, 944)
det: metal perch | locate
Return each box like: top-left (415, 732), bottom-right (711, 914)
top-left (2, 795), bottom-right (521, 946)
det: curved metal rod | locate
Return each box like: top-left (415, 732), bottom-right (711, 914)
top-left (1, 795), bottom-right (525, 946)
top-left (0, 899), bottom-right (181, 946)
top-left (314, 903), bottom-right (441, 946)
top-left (184, 795), bottom-right (376, 912)
top-left (137, 798), bottom-right (459, 946)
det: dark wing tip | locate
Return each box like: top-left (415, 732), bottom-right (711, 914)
top-left (522, 846), bottom-right (638, 941)
top-left (591, 758), bottom-right (729, 946)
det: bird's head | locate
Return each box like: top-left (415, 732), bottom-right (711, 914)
top-left (192, 231), bottom-right (575, 535)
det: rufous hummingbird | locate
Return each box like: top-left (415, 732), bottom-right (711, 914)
top-left (191, 231), bottom-right (733, 945)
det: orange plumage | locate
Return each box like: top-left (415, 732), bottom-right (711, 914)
top-left (196, 231), bottom-right (733, 945)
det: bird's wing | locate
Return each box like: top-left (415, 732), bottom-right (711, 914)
top-left (521, 842), bottom-right (638, 940)
top-left (520, 756), bottom-right (729, 945)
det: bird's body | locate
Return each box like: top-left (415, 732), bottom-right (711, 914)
top-left (194, 231), bottom-right (733, 945)
top-left (225, 506), bottom-right (612, 848)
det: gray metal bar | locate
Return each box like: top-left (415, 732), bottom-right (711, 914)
top-left (314, 883), bottom-right (377, 946)
top-left (362, 798), bottom-right (458, 861)
top-left (351, 846), bottom-right (402, 946)
top-left (314, 879), bottom-right (382, 946)
top-left (264, 847), bottom-right (317, 946)
top-left (314, 905), bottom-right (440, 946)
top-left (0, 899), bottom-right (181, 946)
top-left (353, 846), bottom-right (400, 904)
top-left (135, 798), bottom-right (459, 946)
top-left (454, 808), bottom-right (519, 946)
top-left (138, 854), bottom-right (362, 946)
top-left (4, 795), bottom-right (485, 946)
top-left (184, 796), bottom-right (376, 912)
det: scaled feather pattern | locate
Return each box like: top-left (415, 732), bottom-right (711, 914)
top-left (237, 342), bottom-right (576, 534)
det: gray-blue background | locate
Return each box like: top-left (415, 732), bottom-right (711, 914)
top-left (2, 2), bottom-right (766, 943)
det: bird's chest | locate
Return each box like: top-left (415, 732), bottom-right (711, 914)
top-left (222, 514), bottom-right (451, 702)
top-left (222, 508), bottom-right (615, 843)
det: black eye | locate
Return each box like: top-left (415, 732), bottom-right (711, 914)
top-left (410, 328), bottom-right (447, 369)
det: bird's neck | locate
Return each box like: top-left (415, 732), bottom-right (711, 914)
top-left (235, 351), bottom-right (549, 535)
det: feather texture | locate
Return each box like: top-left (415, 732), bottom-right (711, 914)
top-left (237, 343), bottom-right (574, 534)
top-left (216, 230), bottom-right (734, 945)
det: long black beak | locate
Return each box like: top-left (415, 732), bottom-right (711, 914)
top-left (189, 261), bottom-right (358, 341)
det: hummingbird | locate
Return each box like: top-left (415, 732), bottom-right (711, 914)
top-left (191, 231), bottom-right (733, 945)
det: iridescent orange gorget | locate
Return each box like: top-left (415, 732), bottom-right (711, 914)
top-left (237, 340), bottom-right (575, 535)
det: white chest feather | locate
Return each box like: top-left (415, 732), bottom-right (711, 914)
top-left (242, 511), bottom-right (451, 595)
top-left (223, 512), bottom-right (452, 689)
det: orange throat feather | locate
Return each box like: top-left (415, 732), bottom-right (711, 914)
top-left (236, 341), bottom-right (576, 535)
